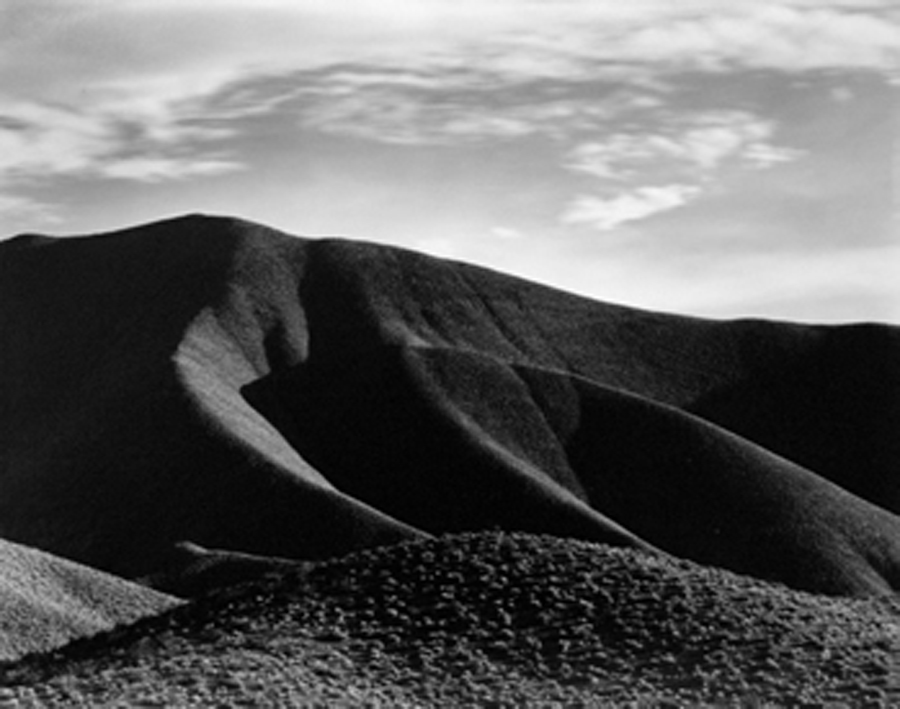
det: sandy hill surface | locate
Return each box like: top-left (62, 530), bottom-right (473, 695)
top-left (1, 214), bottom-right (899, 703)
top-left (0, 538), bottom-right (179, 662)
top-left (3, 533), bottom-right (900, 706)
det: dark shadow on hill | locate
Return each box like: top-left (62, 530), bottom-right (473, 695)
top-left (243, 342), bottom-right (900, 597)
top-left (689, 323), bottom-right (900, 512)
top-left (3, 213), bottom-right (900, 600)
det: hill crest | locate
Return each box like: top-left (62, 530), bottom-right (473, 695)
top-left (1, 213), bottom-right (899, 599)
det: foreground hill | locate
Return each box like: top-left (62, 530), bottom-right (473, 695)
top-left (0, 538), bottom-right (179, 661)
top-left (3, 533), bottom-right (900, 706)
top-left (1, 213), bottom-right (899, 600)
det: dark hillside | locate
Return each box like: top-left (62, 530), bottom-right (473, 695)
top-left (1, 214), bottom-right (899, 598)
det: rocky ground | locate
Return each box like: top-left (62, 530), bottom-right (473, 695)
top-left (3, 532), bottom-right (900, 707)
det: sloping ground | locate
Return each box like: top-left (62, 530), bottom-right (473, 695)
top-left (0, 216), bottom-right (420, 580)
top-left (3, 533), bottom-right (900, 706)
top-left (0, 538), bottom-right (179, 661)
top-left (1, 213), bottom-right (899, 600)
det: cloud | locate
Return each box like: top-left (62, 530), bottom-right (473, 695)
top-left (497, 3), bottom-right (900, 78)
top-left (276, 67), bottom-right (665, 145)
top-left (490, 226), bottom-right (524, 241)
top-left (0, 102), bottom-right (105, 177)
top-left (0, 192), bottom-right (57, 226)
top-left (560, 111), bottom-right (802, 230)
top-left (592, 5), bottom-right (900, 72)
top-left (0, 93), bottom-right (242, 188)
top-left (566, 112), bottom-right (801, 179)
top-left (100, 157), bottom-right (241, 183)
top-left (5, 2), bottom-right (897, 110)
top-left (0, 0), bottom-right (894, 241)
top-left (294, 92), bottom-right (536, 145)
top-left (4, 3), bottom-right (898, 97)
top-left (0, 1), bottom-right (894, 162)
top-left (560, 184), bottom-right (701, 231)
top-left (160, 0), bottom-right (898, 151)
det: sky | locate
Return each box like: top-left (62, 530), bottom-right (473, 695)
top-left (0, 0), bottom-right (898, 323)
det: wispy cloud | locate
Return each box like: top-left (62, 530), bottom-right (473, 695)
top-left (561, 185), bottom-right (701, 231)
top-left (0, 102), bottom-right (109, 177)
top-left (197, 0), bottom-right (899, 147)
top-left (100, 156), bottom-right (241, 183)
top-left (1, 1), bottom-right (895, 169)
top-left (0, 91), bottom-right (242, 190)
top-left (571, 113), bottom-right (799, 182)
top-left (0, 0), bottom-right (893, 322)
top-left (4, 1), bottom-right (896, 148)
top-left (286, 72), bottom-right (663, 145)
top-left (559, 111), bottom-right (802, 230)
top-left (582, 5), bottom-right (900, 73)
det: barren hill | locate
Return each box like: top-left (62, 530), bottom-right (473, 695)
top-left (0, 537), bottom-right (178, 661)
top-left (5, 533), bottom-right (900, 706)
top-left (3, 214), bottom-right (900, 703)
top-left (1, 213), bottom-right (899, 598)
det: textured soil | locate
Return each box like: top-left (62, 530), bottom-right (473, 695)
top-left (4, 532), bottom-right (900, 707)
top-left (0, 538), bottom-right (179, 661)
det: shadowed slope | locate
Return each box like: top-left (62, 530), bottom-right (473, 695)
top-left (138, 542), bottom-right (311, 598)
top-left (247, 342), bottom-right (900, 596)
top-left (691, 323), bottom-right (900, 508)
top-left (0, 215), bottom-right (419, 578)
top-left (1, 214), bottom-right (899, 598)
top-left (244, 345), bottom-right (644, 550)
top-left (559, 370), bottom-right (900, 596)
top-left (287, 236), bottom-right (900, 504)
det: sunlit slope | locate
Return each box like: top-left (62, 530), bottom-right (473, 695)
top-left (5, 533), bottom-right (900, 706)
top-left (1, 214), bottom-right (898, 595)
top-left (0, 538), bottom-right (179, 661)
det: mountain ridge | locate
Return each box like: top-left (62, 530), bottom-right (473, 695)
top-left (1, 213), bottom-right (898, 600)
